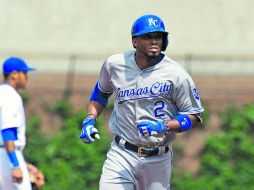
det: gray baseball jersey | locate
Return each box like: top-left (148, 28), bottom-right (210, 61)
top-left (98, 50), bottom-right (204, 146)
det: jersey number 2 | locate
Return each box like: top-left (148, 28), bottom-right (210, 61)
top-left (154, 100), bottom-right (165, 117)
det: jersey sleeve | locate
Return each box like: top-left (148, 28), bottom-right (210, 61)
top-left (0, 101), bottom-right (22, 130)
top-left (98, 60), bottom-right (113, 94)
top-left (173, 77), bottom-right (204, 115)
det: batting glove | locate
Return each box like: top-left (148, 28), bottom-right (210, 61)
top-left (80, 118), bottom-right (100, 144)
top-left (135, 119), bottom-right (167, 137)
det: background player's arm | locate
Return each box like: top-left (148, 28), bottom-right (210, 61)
top-left (2, 129), bottom-right (23, 183)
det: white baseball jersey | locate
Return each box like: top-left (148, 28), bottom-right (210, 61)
top-left (98, 50), bottom-right (204, 147)
top-left (0, 83), bottom-right (31, 190)
top-left (0, 83), bottom-right (26, 150)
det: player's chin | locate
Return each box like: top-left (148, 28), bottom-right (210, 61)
top-left (147, 51), bottom-right (160, 58)
top-left (20, 84), bottom-right (27, 89)
top-left (147, 48), bottom-right (161, 56)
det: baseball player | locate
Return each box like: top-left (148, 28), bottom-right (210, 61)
top-left (0, 57), bottom-right (44, 190)
top-left (80, 14), bottom-right (204, 190)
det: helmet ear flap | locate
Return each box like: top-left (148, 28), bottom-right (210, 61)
top-left (162, 34), bottom-right (168, 51)
top-left (132, 36), bottom-right (137, 49)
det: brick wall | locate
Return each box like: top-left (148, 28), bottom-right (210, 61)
top-left (26, 74), bottom-right (254, 112)
top-left (193, 75), bottom-right (254, 111)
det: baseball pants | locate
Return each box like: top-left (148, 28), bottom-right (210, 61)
top-left (0, 148), bottom-right (32, 190)
top-left (99, 140), bottom-right (173, 190)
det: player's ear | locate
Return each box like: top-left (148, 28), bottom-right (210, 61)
top-left (132, 37), bottom-right (137, 49)
top-left (9, 71), bottom-right (19, 81)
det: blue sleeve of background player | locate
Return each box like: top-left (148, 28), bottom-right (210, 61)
top-left (90, 82), bottom-right (113, 107)
top-left (1, 128), bottom-right (18, 141)
top-left (1, 128), bottom-right (20, 168)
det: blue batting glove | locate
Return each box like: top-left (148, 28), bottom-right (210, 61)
top-left (135, 119), bottom-right (166, 137)
top-left (80, 118), bottom-right (100, 144)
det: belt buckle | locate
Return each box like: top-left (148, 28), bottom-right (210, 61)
top-left (138, 147), bottom-right (148, 157)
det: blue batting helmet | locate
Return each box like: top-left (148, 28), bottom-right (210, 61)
top-left (131, 14), bottom-right (168, 51)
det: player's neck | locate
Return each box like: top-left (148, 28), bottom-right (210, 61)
top-left (4, 80), bottom-right (18, 90)
top-left (135, 53), bottom-right (163, 70)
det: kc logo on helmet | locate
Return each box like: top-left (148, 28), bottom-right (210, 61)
top-left (148, 18), bottom-right (159, 27)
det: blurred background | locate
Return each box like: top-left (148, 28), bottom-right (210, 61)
top-left (1, 0), bottom-right (254, 189)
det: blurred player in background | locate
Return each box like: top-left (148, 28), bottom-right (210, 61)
top-left (0, 57), bottom-right (45, 190)
top-left (80, 14), bottom-right (204, 190)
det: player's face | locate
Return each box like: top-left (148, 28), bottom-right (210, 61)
top-left (132, 32), bottom-right (163, 58)
top-left (17, 71), bottom-right (28, 89)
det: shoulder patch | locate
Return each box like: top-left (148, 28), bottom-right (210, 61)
top-left (193, 88), bottom-right (200, 101)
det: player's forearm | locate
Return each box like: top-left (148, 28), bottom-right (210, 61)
top-left (87, 101), bottom-right (105, 119)
top-left (4, 141), bottom-right (21, 169)
top-left (4, 140), bottom-right (16, 152)
top-left (165, 114), bottom-right (200, 133)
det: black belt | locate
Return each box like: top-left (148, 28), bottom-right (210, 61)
top-left (115, 135), bottom-right (169, 157)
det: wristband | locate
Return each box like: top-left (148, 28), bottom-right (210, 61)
top-left (85, 113), bottom-right (97, 120)
top-left (175, 114), bottom-right (192, 131)
top-left (8, 151), bottom-right (19, 168)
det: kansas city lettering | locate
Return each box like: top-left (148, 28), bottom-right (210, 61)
top-left (116, 81), bottom-right (173, 102)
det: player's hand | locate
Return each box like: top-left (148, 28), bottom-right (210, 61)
top-left (12, 167), bottom-right (23, 183)
top-left (135, 119), bottom-right (166, 137)
top-left (27, 163), bottom-right (45, 190)
top-left (80, 117), bottom-right (100, 144)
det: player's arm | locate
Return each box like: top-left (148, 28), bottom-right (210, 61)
top-left (80, 82), bottom-right (112, 143)
top-left (136, 114), bottom-right (201, 136)
top-left (1, 128), bottom-right (23, 183)
top-left (87, 81), bottom-right (113, 118)
top-left (136, 76), bottom-right (204, 136)
top-left (163, 76), bottom-right (203, 133)
top-left (86, 101), bottom-right (105, 119)
top-left (164, 114), bottom-right (201, 133)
